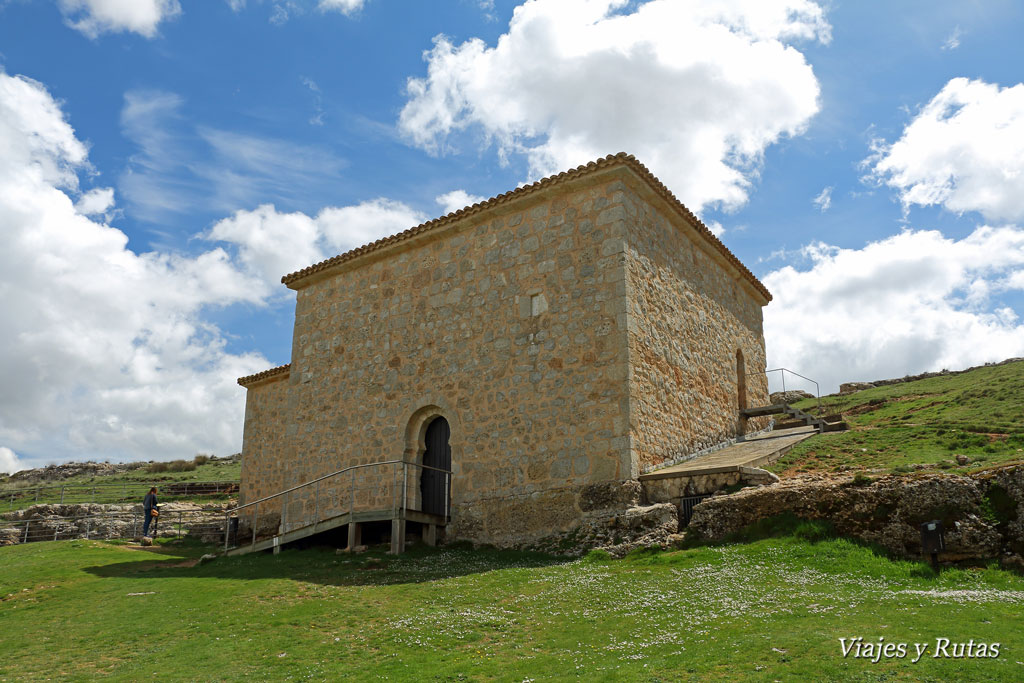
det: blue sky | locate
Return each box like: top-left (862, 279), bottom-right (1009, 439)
top-left (1, 0), bottom-right (1023, 471)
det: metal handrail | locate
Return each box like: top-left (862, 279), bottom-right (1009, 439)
top-left (224, 460), bottom-right (452, 554)
top-left (765, 367), bottom-right (822, 413)
top-left (226, 461), bottom-right (402, 513)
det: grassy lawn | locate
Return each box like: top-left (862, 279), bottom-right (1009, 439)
top-left (772, 360), bottom-right (1024, 476)
top-left (2, 530), bottom-right (1023, 681)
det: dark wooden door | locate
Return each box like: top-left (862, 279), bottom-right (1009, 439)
top-left (421, 417), bottom-right (451, 516)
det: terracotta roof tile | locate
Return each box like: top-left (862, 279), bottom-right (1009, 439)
top-left (237, 364), bottom-right (290, 388)
top-left (281, 152), bottom-right (771, 301)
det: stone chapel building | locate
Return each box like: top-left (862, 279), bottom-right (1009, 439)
top-left (236, 153), bottom-right (771, 548)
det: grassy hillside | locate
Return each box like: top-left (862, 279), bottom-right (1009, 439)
top-left (1, 457), bottom-right (241, 512)
top-left (772, 360), bottom-right (1024, 476)
top-left (1, 530), bottom-right (1022, 681)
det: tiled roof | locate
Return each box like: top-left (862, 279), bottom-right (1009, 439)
top-left (280, 153), bottom-right (772, 302)
top-left (237, 364), bottom-right (290, 388)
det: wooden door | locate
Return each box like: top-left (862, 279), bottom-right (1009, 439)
top-left (420, 417), bottom-right (451, 516)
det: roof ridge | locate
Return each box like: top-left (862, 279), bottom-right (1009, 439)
top-left (280, 152), bottom-right (770, 301)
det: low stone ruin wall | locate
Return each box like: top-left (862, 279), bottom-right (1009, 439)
top-left (0, 502), bottom-right (230, 546)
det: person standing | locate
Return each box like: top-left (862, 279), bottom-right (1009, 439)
top-left (142, 487), bottom-right (159, 538)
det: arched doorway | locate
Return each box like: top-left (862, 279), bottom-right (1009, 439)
top-left (420, 416), bottom-right (451, 516)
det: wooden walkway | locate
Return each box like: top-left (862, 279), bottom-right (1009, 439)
top-left (639, 426), bottom-right (818, 480)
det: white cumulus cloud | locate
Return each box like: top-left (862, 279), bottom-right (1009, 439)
top-left (74, 187), bottom-right (116, 216)
top-left (868, 78), bottom-right (1024, 223)
top-left (399, 0), bottom-right (829, 212)
top-left (0, 71), bottom-right (269, 466)
top-left (208, 199), bottom-right (425, 291)
top-left (762, 226), bottom-right (1024, 394)
top-left (318, 0), bottom-right (365, 14)
top-left (0, 447), bottom-right (25, 475)
top-left (58, 0), bottom-right (181, 38)
top-left (435, 189), bottom-right (485, 215)
top-left (0, 70), bottom-right (479, 469)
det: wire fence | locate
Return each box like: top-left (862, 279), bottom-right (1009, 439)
top-left (1, 480), bottom-right (239, 512)
top-left (0, 508), bottom-right (229, 546)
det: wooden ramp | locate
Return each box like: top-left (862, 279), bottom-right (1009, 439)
top-left (222, 459), bottom-right (451, 558)
top-left (225, 508), bottom-right (447, 557)
top-left (639, 426), bottom-right (818, 480)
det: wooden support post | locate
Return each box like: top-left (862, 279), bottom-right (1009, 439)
top-left (389, 518), bottom-right (405, 555)
top-left (423, 523), bottom-right (437, 547)
top-left (347, 521), bottom-right (361, 550)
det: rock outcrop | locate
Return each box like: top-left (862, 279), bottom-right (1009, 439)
top-left (769, 390), bottom-right (814, 404)
top-left (0, 502), bottom-right (230, 544)
top-left (528, 502), bottom-right (680, 557)
top-left (839, 382), bottom-right (876, 395)
top-left (688, 465), bottom-right (1023, 562)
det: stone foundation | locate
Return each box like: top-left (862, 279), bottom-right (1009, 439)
top-left (449, 479), bottom-right (643, 547)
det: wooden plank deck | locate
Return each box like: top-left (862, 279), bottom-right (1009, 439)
top-left (226, 508), bottom-right (447, 557)
top-left (638, 426), bottom-right (818, 480)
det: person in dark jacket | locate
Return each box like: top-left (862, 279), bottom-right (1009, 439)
top-left (142, 487), bottom-right (159, 537)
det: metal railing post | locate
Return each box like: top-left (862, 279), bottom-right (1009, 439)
top-left (401, 462), bottom-right (408, 514)
top-left (224, 513), bottom-right (230, 553)
top-left (251, 502), bottom-right (259, 552)
top-left (23, 521), bottom-right (29, 544)
top-left (391, 463), bottom-right (399, 516)
top-left (444, 471), bottom-right (450, 519)
top-left (60, 486), bottom-right (65, 504)
top-left (313, 480), bottom-right (320, 532)
top-left (350, 469), bottom-right (355, 513)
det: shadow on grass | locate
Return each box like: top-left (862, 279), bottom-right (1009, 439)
top-left (82, 541), bottom-right (573, 587)
top-left (677, 511), bottom-right (961, 579)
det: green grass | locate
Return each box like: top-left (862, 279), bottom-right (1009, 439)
top-left (771, 360), bottom-right (1024, 476)
top-left (2, 533), bottom-right (1023, 681)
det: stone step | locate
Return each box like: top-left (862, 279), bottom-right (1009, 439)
top-left (742, 403), bottom-right (827, 433)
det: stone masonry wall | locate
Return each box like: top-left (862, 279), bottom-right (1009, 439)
top-left (239, 373), bottom-right (290, 515)
top-left (247, 170), bottom-right (638, 545)
top-left (622, 186), bottom-right (770, 472)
